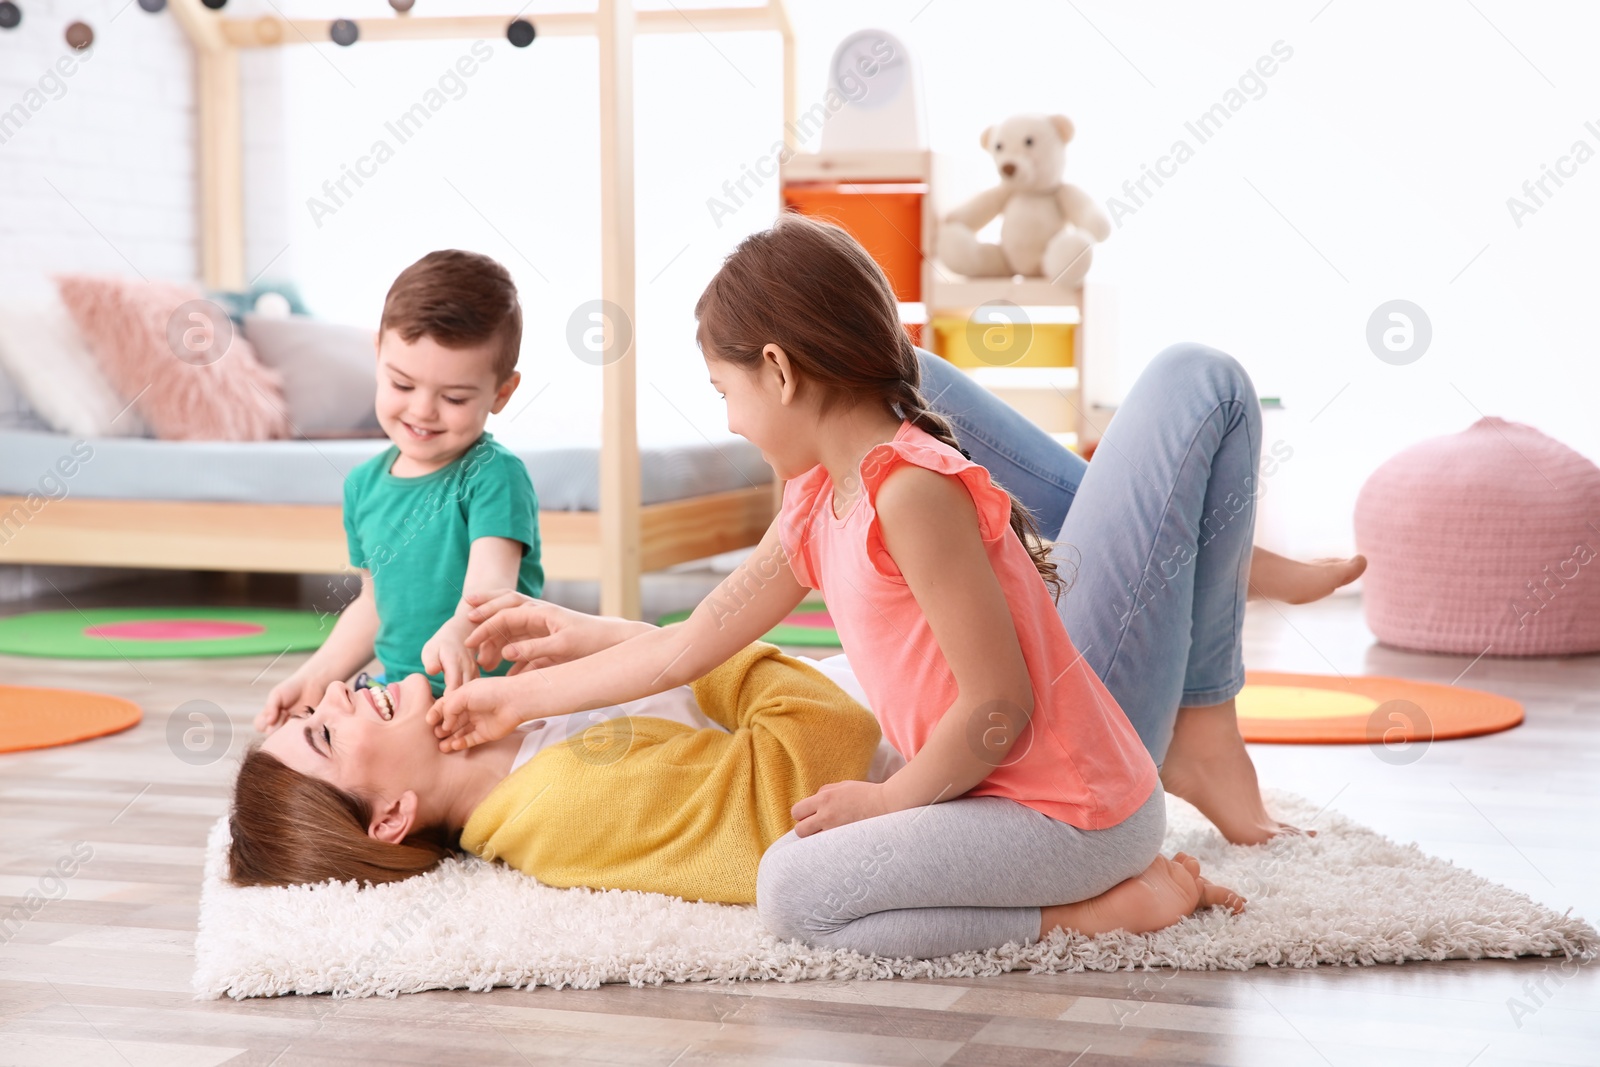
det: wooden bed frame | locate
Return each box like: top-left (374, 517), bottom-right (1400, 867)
top-left (0, 485), bottom-right (777, 579)
top-left (0, 0), bottom-right (796, 619)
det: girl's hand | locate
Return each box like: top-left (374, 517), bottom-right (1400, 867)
top-left (421, 620), bottom-right (479, 692)
top-left (791, 781), bottom-right (891, 838)
top-left (464, 591), bottom-right (646, 671)
top-left (426, 675), bottom-right (526, 752)
top-left (255, 670), bottom-right (327, 734)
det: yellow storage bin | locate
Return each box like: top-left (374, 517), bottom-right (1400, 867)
top-left (931, 316), bottom-right (1075, 368)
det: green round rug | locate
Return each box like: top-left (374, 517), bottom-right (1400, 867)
top-left (0, 607), bottom-right (330, 659)
top-left (656, 601), bottom-right (839, 646)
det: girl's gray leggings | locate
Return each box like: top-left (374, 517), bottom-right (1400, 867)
top-left (755, 784), bottom-right (1167, 958)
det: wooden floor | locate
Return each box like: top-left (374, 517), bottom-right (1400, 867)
top-left (1, 579), bottom-right (1596, 1066)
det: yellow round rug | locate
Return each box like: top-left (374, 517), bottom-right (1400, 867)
top-left (1237, 671), bottom-right (1522, 744)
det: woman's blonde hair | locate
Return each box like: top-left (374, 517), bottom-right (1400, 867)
top-left (227, 745), bottom-right (456, 887)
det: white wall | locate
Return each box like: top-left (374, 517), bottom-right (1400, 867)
top-left (234, 5), bottom-right (787, 451)
top-left (240, 0), bottom-right (1600, 560)
top-left (0, 0), bottom-right (196, 298)
top-left (0, 0), bottom-right (198, 600)
top-left (5, 0), bottom-right (1596, 564)
top-left (775, 0), bottom-right (1600, 559)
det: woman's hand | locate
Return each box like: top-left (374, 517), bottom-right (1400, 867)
top-left (426, 675), bottom-right (527, 752)
top-left (791, 781), bottom-right (891, 838)
top-left (463, 591), bottom-right (653, 672)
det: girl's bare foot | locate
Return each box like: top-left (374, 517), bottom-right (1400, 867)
top-left (1038, 853), bottom-right (1245, 939)
top-left (1247, 548), bottom-right (1367, 604)
top-left (1158, 698), bottom-right (1312, 845)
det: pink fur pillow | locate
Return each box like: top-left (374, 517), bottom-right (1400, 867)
top-left (55, 275), bottom-right (290, 441)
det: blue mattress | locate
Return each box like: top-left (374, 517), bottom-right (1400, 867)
top-left (0, 430), bottom-right (772, 509)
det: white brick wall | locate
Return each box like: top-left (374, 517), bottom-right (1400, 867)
top-left (240, 46), bottom-right (293, 288)
top-left (0, 0), bottom-right (197, 297)
top-left (0, 1), bottom-right (198, 599)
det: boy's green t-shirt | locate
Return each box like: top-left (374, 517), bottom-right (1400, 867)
top-left (343, 432), bottom-right (544, 696)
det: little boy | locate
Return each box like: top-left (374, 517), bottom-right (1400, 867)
top-left (256, 249), bottom-right (543, 731)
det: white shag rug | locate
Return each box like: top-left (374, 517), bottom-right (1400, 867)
top-left (193, 790), bottom-right (1597, 999)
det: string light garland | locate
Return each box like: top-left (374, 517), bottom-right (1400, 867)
top-left (0, 2), bottom-right (550, 55)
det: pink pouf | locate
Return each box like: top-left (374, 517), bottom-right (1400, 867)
top-left (1354, 416), bottom-right (1600, 657)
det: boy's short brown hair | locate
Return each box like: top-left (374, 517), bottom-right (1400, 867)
top-left (379, 249), bottom-right (521, 382)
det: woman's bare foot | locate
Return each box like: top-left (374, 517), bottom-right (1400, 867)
top-left (1158, 698), bottom-right (1312, 845)
top-left (1038, 853), bottom-right (1245, 939)
top-left (1247, 547), bottom-right (1367, 604)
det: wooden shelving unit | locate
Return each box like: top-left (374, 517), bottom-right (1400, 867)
top-left (780, 149), bottom-right (1090, 451)
top-left (928, 276), bottom-right (1083, 313)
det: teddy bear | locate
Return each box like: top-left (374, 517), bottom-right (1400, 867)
top-left (937, 114), bottom-right (1110, 289)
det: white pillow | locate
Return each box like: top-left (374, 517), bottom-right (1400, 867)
top-left (0, 293), bottom-right (149, 437)
top-left (0, 360), bottom-right (51, 431)
top-left (243, 314), bottom-right (381, 436)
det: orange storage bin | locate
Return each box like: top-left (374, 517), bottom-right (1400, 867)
top-left (781, 183), bottom-right (925, 302)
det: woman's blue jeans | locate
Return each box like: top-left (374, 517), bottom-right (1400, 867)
top-left (916, 343), bottom-right (1263, 765)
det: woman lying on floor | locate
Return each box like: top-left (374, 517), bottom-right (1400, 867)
top-left (230, 623), bottom-right (885, 907)
top-left (230, 599), bottom-right (1238, 949)
top-left (232, 219), bottom-right (1373, 953)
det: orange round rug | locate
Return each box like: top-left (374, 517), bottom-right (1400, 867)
top-left (1237, 670), bottom-right (1523, 744)
top-left (0, 685), bottom-right (142, 754)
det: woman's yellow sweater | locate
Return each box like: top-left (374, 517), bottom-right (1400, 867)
top-left (458, 642), bottom-right (881, 904)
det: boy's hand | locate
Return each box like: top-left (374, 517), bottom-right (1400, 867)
top-left (791, 781), bottom-right (891, 838)
top-left (255, 671), bottom-right (326, 734)
top-left (464, 591), bottom-right (640, 671)
top-left (422, 619), bottom-right (479, 693)
top-left (427, 676), bottom-right (525, 752)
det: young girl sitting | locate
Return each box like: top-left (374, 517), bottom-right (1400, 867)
top-left (431, 214), bottom-right (1246, 959)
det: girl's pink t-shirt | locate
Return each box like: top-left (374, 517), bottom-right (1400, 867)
top-left (778, 421), bottom-right (1158, 830)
